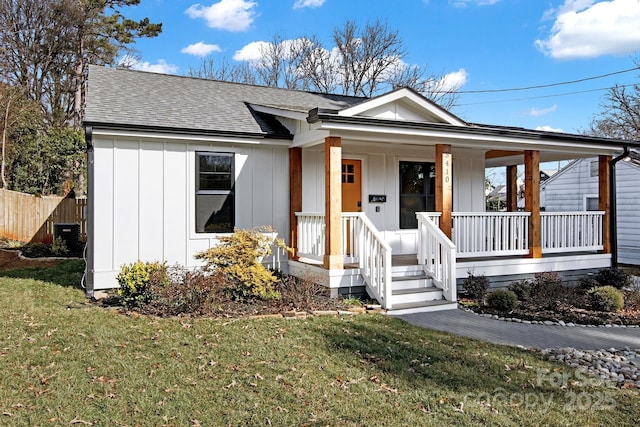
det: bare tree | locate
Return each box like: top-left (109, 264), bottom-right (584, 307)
top-left (332, 19), bottom-right (406, 97)
top-left (184, 19), bottom-right (463, 107)
top-left (186, 57), bottom-right (256, 85)
top-left (588, 83), bottom-right (640, 140)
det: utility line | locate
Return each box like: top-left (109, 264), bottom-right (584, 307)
top-left (457, 83), bottom-right (638, 106)
top-left (457, 67), bottom-right (639, 94)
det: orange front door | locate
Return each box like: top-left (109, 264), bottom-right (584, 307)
top-left (341, 159), bottom-right (361, 212)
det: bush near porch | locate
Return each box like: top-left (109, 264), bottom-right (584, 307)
top-left (464, 270), bottom-right (640, 326)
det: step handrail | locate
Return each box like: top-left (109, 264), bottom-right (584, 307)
top-left (352, 213), bottom-right (393, 309)
top-left (416, 212), bottom-right (457, 302)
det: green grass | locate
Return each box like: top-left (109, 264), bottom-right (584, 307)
top-left (0, 261), bottom-right (638, 426)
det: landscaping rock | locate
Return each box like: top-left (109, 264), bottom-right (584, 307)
top-left (542, 347), bottom-right (640, 389)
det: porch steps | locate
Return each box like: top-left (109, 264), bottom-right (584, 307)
top-left (387, 265), bottom-right (458, 314)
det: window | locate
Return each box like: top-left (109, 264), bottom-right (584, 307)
top-left (585, 196), bottom-right (599, 211)
top-left (399, 161), bottom-right (435, 229)
top-left (195, 152), bottom-right (234, 233)
top-left (589, 161), bottom-right (599, 178)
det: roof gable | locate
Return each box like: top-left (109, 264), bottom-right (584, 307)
top-left (337, 88), bottom-right (466, 126)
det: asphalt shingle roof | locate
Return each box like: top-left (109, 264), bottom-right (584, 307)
top-left (84, 65), bottom-right (365, 137)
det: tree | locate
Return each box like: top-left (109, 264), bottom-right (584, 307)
top-left (588, 83), bottom-right (640, 140)
top-left (7, 126), bottom-right (85, 195)
top-left (0, 84), bottom-right (40, 188)
top-left (587, 58), bottom-right (640, 140)
top-left (186, 19), bottom-right (463, 107)
top-left (0, 0), bottom-right (162, 127)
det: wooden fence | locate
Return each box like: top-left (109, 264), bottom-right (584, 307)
top-left (0, 189), bottom-right (87, 243)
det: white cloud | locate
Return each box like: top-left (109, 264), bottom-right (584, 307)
top-left (233, 41), bottom-right (270, 61)
top-left (449, 0), bottom-right (500, 7)
top-left (131, 59), bottom-right (179, 74)
top-left (535, 0), bottom-right (640, 59)
top-left (186, 0), bottom-right (257, 32)
top-left (181, 42), bottom-right (222, 57)
top-left (536, 125), bottom-right (564, 133)
top-left (528, 104), bottom-right (558, 117)
top-left (293, 0), bottom-right (325, 9)
top-left (438, 69), bottom-right (469, 92)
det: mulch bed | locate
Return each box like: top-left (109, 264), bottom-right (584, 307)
top-left (468, 298), bottom-right (640, 326)
top-left (0, 249), bottom-right (61, 272)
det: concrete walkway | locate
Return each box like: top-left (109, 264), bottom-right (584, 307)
top-left (397, 309), bottom-right (640, 350)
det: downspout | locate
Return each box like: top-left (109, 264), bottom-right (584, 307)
top-left (84, 126), bottom-right (94, 298)
top-left (609, 146), bottom-right (630, 268)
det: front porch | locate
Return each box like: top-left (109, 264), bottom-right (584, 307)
top-left (289, 210), bottom-right (610, 314)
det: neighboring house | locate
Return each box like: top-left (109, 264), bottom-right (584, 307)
top-left (541, 156), bottom-right (640, 265)
top-left (83, 65), bottom-right (638, 314)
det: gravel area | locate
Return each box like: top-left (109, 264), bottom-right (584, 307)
top-left (541, 347), bottom-right (640, 389)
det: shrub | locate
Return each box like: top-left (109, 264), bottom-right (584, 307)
top-left (462, 272), bottom-right (490, 303)
top-left (577, 276), bottom-right (600, 291)
top-left (145, 268), bottom-right (227, 316)
top-left (486, 289), bottom-right (518, 311)
top-left (116, 261), bottom-right (168, 307)
top-left (508, 279), bottom-right (532, 301)
top-left (594, 268), bottom-right (632, 290)
top-left (51, 237), bottom-right (69, 256)
top-left (530, 272), bottom-right (565, 309)
top-left (588, 286), bottom-right (624, 312)
top-left (195, 227), bottom-right (291, 301)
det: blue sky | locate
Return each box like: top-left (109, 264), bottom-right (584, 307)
top-left (125, 0), bottom-right (640, 135)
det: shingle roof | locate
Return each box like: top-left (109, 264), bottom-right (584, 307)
top-left (84, 65), bottom-right (365, 137)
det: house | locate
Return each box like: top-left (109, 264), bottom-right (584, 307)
top-left (542, 155), bottom-right (640, 266)
top-left (83, 65), bottom-right (639, 313)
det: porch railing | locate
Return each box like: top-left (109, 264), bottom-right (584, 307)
top-left (452, 212), bottom-right (530, 257)
top-left (416, 213), bottom-right (456, 302)
top-left (296, 212), bottom-right (325, 262)
top-left (295, 212), bottom-right (393, 308)
top-left (541, 211), bottom-right (604, 253)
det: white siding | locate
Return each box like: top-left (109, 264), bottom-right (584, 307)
top-left (542, 158), bottom-right (640, 265)
top-left (91, 136), bottom-right (289, 290)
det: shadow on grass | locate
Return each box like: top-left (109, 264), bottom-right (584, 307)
top-left (0, 259), bottom-right (85, 289)
top-left (318, 315), bottom-right (567, 398)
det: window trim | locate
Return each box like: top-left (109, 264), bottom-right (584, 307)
top-left (195, 151), bottom-right (235, 233)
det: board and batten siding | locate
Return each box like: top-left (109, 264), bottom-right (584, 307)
top-left (542, 158), bottom-right (640, 265)
top-left (300, 143), bottom-right (485, 255)
top-left (90, 136), bottom-right (289, 290)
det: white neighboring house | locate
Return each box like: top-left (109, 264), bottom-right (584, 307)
top-left (541, 156), bottom-right (640, 265)
top-left (83, 65), bottom-right (638, 313)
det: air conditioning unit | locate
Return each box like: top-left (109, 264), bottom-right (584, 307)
top-left (53, 223), bottom-right (80, 251)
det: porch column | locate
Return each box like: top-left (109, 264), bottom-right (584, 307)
top-left (289, 147), bottom-right (302, 260)
top-left (436, 144), bottom-right (453, 238)
top-left (506, 165), bottom-right (518, 212)
top-left (599, 155), bottom-right (612, 254)
top-left (324, 136), bottom-right (343, 270)
top-left (524, 150), bottom-right (542, 258)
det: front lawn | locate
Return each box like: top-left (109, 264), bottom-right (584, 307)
top-left (0, 261), bottom-right (638, 426)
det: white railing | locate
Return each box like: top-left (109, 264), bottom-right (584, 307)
top-left (451, 212), bottom-right (530, 257)
top-left (296, 212), bottom-right (393, 309)
top-left (416, 213), bottom-right (456, 302)
top-left (296, 212), bottom-right (325, 262)
top-left (351, 213), bottom-right (393, 309)
top-left (541, 211), bottom-right (604, 253)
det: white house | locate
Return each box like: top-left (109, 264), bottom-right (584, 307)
top-left (83, 65), bottom-right (639, 313)
top-left (542, 155), bottom-right (640, 265)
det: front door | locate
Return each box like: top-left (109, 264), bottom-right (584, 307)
top-left (342, 159), bottom-right (361, 258)
top-left (341, 159), bottom-right (361, 212)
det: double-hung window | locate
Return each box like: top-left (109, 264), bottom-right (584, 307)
top-left (195, 152), bottom-right (234, 233)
